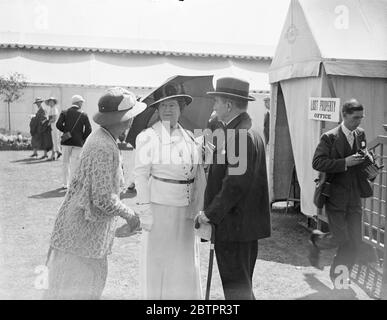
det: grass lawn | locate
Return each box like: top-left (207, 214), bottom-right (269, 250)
top-left (0, 151), bottom-right (372, 300)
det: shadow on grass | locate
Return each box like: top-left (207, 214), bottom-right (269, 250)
top-left (296, 273), bottom-right (358, 300)
top-left (258, 211), bottom-right (336, 268)
top-left (10, 157), bottom-right (40, 163)
top-left (29, 188), bottom-right (67, 199)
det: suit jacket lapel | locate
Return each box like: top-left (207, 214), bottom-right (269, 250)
top-left (335, 126), bottom-right (346, 158)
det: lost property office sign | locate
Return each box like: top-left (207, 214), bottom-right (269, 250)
top-left (308, 97), bottom-right (340, 122)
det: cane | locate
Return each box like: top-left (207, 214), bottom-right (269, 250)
top-left (195, 218), bottom-right (215, 300)
top-left (205, 223), bottom-right (215, 300)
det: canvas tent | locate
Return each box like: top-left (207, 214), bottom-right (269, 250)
top-left (268, 0), bottom-right (387, 217)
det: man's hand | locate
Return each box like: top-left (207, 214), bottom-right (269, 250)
top-left (345, 154), bottom-right (365, 167)
top-left (194, 211), bottom-right (210, 229)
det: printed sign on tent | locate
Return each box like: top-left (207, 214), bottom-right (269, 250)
top-left (308, 97), bottom-right (340, 122)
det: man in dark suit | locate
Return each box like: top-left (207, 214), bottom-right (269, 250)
top-left (56, 95), bottom-right (92, 189)
top-left (195, 77), bottom-right (271, 300)
top-left (310, 99), bottom-right (373, 288)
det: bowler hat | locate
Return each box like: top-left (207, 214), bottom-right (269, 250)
top-left (33, 97), bottom-right (44, 104)
top-left (148, 82), bottom-right (192, 108)
top-left (93, 87), bottom-right (146, 126)
top-left (207, 77), bottom-right (255, 101)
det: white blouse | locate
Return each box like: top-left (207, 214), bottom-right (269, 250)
top-left (134, 121), bottom-right (202, 207)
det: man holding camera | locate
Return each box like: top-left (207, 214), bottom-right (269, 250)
top-left (309, 99), bottom-right (374, 289)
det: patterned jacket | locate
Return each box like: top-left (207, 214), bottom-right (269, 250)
top-left (50, 127), bottom-right (135, 258)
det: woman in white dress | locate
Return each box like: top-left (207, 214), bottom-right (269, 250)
top-left (45, 97), bottom-right (62, 160)
top-left (134, 83), bottom-right (206, 299)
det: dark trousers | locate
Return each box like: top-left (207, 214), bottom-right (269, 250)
top-left (214, 240), bottom-right (258, 300)
top-left (314, 204), bottom-right (362, 281)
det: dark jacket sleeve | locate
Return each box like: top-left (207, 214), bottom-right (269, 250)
top-left (263, 111), bottom-right (270, 144)
top-left (312, 133), bottom-right (346, 173)
top-left (82, 114), bottom-right (92, 141)
top-left (56, 111), bottom-right (66, 132)
top-left (205, 132), bottom-right (255, 225)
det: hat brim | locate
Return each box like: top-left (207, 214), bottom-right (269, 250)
top-left (148, 94), bottom-right (193, 107)
top-left (45, 99), bottom-right (58, 105)
top-left (33, 100), bottom-right (43, 104)
top-left (93, 101), bottom-right (147, 126)
top-left (206, 91), bottom-right (255, 101)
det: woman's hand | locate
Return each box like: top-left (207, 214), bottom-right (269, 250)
top-left (125, 212), bottom-right (141, 232)
top-left (115, 213), bottom-right (141, 238)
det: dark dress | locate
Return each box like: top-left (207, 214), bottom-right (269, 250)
top-left (29, 115), bottom-right (41, 150)
top-left (35, 107), bottom-right (53, 151)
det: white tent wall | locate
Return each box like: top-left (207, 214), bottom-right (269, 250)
top-left (0, 47), bottom-right (271, 133)
top-left (271, 77), bottom-right (322, 216)
top-left (326, 76), bottom-right (387, 139)
top-left (0, 85), bottom-right (152, 134)
top-left (0, 49), bottom-right (270, 89)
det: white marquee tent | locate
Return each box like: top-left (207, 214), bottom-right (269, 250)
top-left (268, 0), bottom-right (387, 216)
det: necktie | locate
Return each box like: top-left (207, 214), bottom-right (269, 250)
top-left (347, 131), bottom-right (355, 148)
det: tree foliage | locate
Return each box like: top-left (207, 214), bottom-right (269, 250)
top-left (0, 72), bottom-right (27, 103)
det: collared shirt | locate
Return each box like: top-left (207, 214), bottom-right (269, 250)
top-left (225, 114), bottom-right (241, 126)
top-left (341, 122), bottom-right (356, 148)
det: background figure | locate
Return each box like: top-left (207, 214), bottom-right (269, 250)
top-left (30, 97), bottom-right (53, 159)
top-left (263, 97), bottom-right (270, 146)
top-left (44, 88), bottom-right (143, 300)
top-left (310, 99), bottom-right (374, 290)
top-left (134, 83), bottom-right (205, 300)
top-left (45, 97), bottom-right (62, 161)
top-left (56, 95), bottom-right (92, 189)
top-left (29, 98), bottom-right (43, 157)
top-left (196, 77), bottom-right (271, 300)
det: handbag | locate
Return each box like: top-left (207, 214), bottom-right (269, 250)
top-left (60, 111), bottom-right (83, 143)
top-left (313, 172), bottom-right (332, 209)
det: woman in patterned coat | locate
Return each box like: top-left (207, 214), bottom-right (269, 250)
top-left (44, 88), bottom-right (146, 299)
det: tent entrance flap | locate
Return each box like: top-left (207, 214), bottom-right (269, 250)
top-left (271, 84), bottom-right (295, 203)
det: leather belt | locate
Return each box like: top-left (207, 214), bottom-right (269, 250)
top-left (152, 175), bottom-right (194, 185)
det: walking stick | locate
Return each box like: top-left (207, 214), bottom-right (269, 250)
top-left (205, 223), bottom-right (215, 300)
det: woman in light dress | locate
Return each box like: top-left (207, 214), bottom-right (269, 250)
top-left (44, 88), bottom-right (145, 299)
top-left (134, 83), bottom-right (206, 299)
top-left (45, 97), bottom-right (62, 160)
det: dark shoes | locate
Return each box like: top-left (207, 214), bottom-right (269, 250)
top-left (56, 152), bottom-right (62, 160)
top-left (30, 153), bottom-right (38, 158)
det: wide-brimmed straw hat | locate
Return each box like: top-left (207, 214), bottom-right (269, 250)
top-left (45, 97), bottom-right (58, 105)
top-left (148, 82), bottom-right (193, 108)
top-left (93, 87), bottom-right (146, 126)
top-left (33, 97), bottom-right (44, 104)
top-left (207, 77), bottom-right (255, 101)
